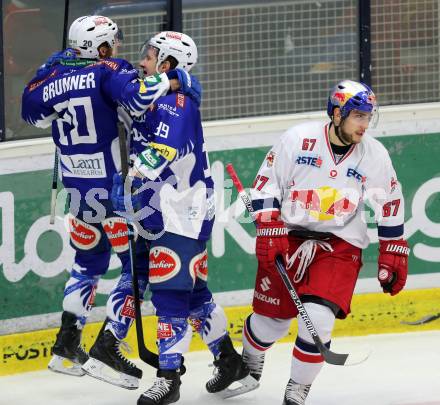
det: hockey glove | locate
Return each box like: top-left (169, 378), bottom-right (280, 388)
top-left (167, 68), bottom-right (202, 107)
top-left (36, 48), bottom-right (77, 78)
top-left (377, 240), bottom-right (410, 296)
top-left (256, 220), bottom-right (289, 272)
top-left (111, 173), bottom-right (143, 215)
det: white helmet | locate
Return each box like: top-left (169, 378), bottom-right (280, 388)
top-left (141, 31), bottom-right (198, 72)
top-left (69, 15), bottom-right (119, 59)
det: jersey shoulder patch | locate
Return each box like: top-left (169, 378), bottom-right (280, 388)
top-left (150, 142), bottom-right (177, 161)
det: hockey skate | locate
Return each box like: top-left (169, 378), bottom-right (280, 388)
top-left (282, 379), bottom-right (311, 405)
top-left (82, 328), bottom-right (142, 389)
top-left (206, 335), bottom-right (259, 398)
top-left (242, 348), bottom-right (265, 381)
top-left (48, 311), bottom-right (89, 377)
top-left (137, 369), bottom-right (181, 405)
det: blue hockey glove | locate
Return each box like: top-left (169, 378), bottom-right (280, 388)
top-left (111, 173), bottom-right (143, 214)
top-left (36, 48), bottom-right (77, 77)
top-left (167, 68), bottom-right (202, 107)
top-left (46, 48), bottom-right (77, 66)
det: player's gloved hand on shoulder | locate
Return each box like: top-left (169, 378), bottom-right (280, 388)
top-left (167, 68), bottom-right (202, 107)
top-left (255, 212), bottom-right (289, 272)
top-left (45, 48), bottom-right (77, 66)
top-left (111, 173), bottom-right (142, 215)
top-left (377, 239), bottom-right (410, 296)
top-left (36, 48), bottom-right (77, 78)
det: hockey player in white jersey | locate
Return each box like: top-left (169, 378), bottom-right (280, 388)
top-left (240, 80), bottom-right (409, 404)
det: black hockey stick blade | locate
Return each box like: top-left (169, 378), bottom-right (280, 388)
top-left (401, 313), bottom-right (440, 325)
top-left (318, 340), bottom-right (370, 366)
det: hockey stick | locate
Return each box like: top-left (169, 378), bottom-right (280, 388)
top-left (49, 150), bottom-right (59, 224)
top-left (49, 0), bottom-right (70, 224)
top-left (117, 122), bottom-right (160, 369)
top-left (401, 313), bottom-right (440, 325)
top-left (226, 163), bottom-right (368, 366)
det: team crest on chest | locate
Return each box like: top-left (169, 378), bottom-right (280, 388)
top-left (329, 169), bottom-right (338, 178)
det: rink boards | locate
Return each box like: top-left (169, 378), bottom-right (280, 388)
top-left (1, 287), bottom-right (440, 376)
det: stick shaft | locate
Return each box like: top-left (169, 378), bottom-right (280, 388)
top-left (117, 122), bottom-right (159, 368)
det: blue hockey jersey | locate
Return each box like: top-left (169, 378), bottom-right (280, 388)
top-left (131, 92), bottom-right (215, 241)
top-left (22, 58), bottom-right (168, 200)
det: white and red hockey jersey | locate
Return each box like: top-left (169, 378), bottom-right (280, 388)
top-left (251, 121), bottom-right (404, 248)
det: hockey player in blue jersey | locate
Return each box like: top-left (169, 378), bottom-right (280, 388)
top-left (21, 15), bottom-right (201, 385)
top-left (110, 31), bottom-right (257, 405)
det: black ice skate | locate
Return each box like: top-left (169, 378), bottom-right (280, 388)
top-left (282, 379), bottom-right (311, 405)
top-left (242, 348), bottom-right (265, 381)
top-left (81, 328), bottom-right (142, 389)
top-left (48, 311), bottom-right (89, 377)
top-left (206, 335), bottom-right (259, 398)
top-left (137, 369), bottom-right (181, 405)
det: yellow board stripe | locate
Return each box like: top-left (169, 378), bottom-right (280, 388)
top-left (1, 288), bottom-right (439, 376)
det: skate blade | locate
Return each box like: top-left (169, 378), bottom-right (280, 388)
top-left (81, 358), bottom-right (139, 390)
top-left (48, 355), bottom-right (86, 377)
top-left (218, 375), bottom-right (260, 399)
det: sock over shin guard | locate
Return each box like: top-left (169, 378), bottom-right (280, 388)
top-left (105, 272), bottom-right (148, 340)
top-left (63, 269), bottom-right (100, 327)
top-left (189, 302), bottom-right (227, 357)
top-left (157, 316), bottom-right (192, 370)
top-left (291, 302), bottom-right (335, 385)
top-left (242, 313), bottom-right (290, 355)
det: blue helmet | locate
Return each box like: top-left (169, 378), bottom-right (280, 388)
top-left (327, 80), bottom-right (377, 119)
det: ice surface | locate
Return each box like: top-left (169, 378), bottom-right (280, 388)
top-left (1, 331), bottom-right (440, 405)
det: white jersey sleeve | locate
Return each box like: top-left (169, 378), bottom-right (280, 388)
top-left (364, 143), bottom-right (405, 240)
top-left (250, 128), bottom-right (300, 216)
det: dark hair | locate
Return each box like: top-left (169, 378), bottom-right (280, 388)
top-left (164, 55), bottom-right (178, 69)
top-left (148, 45), bottom-right (178, 69)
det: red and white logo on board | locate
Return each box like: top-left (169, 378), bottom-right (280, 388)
top-left (157, 322), bottom-right (173, 339)
top-left (68, 215), bottom-right (101, 250)
top-left (103, 217), bottom-right (129, 253)
top-left (149, 247), bottom-right (181, 283)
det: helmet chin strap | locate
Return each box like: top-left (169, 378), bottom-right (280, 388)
top-left (332, 120), bottom-right (352, 146)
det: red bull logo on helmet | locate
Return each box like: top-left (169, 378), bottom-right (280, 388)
top-left (332, 92), bottom-right (352, 107)
top-left (291, 186), bottom-right (357, 221)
